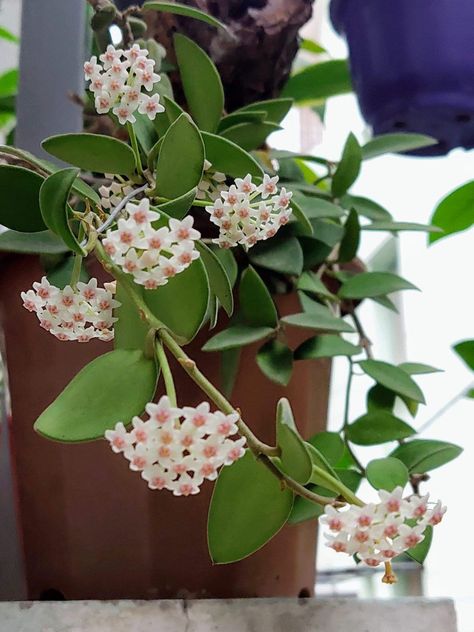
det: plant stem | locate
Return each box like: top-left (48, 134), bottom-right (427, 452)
top-left (311, 464), bottom-right (363, 507)
top-left (158, 328), bottom-right (279, 458)
top-left (127, 122), bottom-right (145, 179)
top-left (95, 242), bottom-right (345, 507)
top-left (260, 456), bottom-right (344, 507)
top-left (70, 254), bottom-right (83, 288)
top-left (341, 358), bottom-right (366, 475)
top-left (155, 339), bottom-right (177, 407)
top-left (351, 309), bottom-right (374, 359)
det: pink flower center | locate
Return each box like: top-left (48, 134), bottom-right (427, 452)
top-left (328, 518), bottom-right (343, 532)
top-left (120, 231), bottom-right (134, 244)
top-left (358, 515), bottom-right (372, 527)
top-left (387, 499), bottom-right (400, 512)
top-left (203, 445), bottom-right (217, 458)
top-left (365, 558), bottom-right (380, 567)
top-left (112, 436), bottom-right (125, 449)
top-left (201, 463), bottom-right (216, 477)
top-left (331, 541), bottom-right (346, 553)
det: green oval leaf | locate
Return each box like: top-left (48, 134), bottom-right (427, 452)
top-left (203, 324), bottom-right (274, 352)
top-left (239, 266), bottom-right (278, 328)
top-left (339, 208), bottom-right (360, 262)
top-left (359, 359), bottom-right (425, 403)
top-left (156, 187), bottom-right (197, 220)
top-left (256, 340), bottom-right (293, 386)
top-left (339, 272), bottom-right (419, 299)
top-left (289, 197), bottom-right (313, 236)
top-left (295, 334), bottom-right (360, 360)
top-left (234, 98), bottom-right (293, 124)
top-left (144, 1), bottom-right (229, 31)
top-left (145, 258), bottom-right (209, 343)
top-left (297, 271), bottom-right (336, 301)
top-left (293, 193), bottom-right (344, 220)
top-left (342, 194), bottom-right (392, 221)
top-left (114, 282), bottom-right (150, 351)
top-left (39, 167), bottom-right (85, 255)
top-left (0, 165), bottom-right (45, 232)
top-left (174, 33), bottom-right (224, 133)
top-left (431, 180), bottom-right (474, 244)
top-left (366, 457), bottom-right (409, 491)
top-left (0, 229), bottom-right (69, 254)
top-left (346, 410), bottom-right (415, 446)
top-left (390, 439), bottom-right (463, 473)
top-left (218, 110), bottom-right (267, 133)
top-left (362, 133), bottom-right (437, 160)
top-left (196, 241), bottom-right (233, 317)
top-left (399, 362), bottom-right (442, 375)
top-left (282, 59), bottom-right (352, 104)
top-left (34, 350), bottom-right (158, 442)
top-left (276, 398), bottom-right (312, 484)
top-left (42, 133), bottom-right (137, 175)
top-left (208, 451), bottom-right (294, 563)
top-left (363, 221), bottom-right (441, 233)
top-left (332, 133), bottom-right (362, 198)
top-left (202, 132), bottom-right (263, 178)
top-left (282, 308), bottom-right (354, 334)
top-left (248, 236), bottom-right (303, 276)
top-left (453, 339), bottom-right (474, 370)
top-left (221, 121), bottom-right (280, 152)
top-left (307, 431), bottom-right (345, 466)
top-left (155, 113), bottom-right (204, 199)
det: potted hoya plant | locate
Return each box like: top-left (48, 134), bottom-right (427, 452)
top-left (0, 0), bottom-right (460, 600)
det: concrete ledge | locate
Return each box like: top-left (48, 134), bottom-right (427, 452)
top-left (0, 597), bottom-right (457, 632)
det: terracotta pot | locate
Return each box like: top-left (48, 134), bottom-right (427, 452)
top-left (0, 255), bottom-right (331, 600)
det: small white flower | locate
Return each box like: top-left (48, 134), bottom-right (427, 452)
top-left (138, 94), bottom-right (165, 120)
top-left (113, 102), bottom-right (137, 125)
top-left (320, 487), bottom-right (446, 569)
top-left (103, 203), bottom-right (200, 290)
top-left (85, 45), bottom-right (162, 124)
top-left (21, 278), bottom-right (120, 343)
top-left (204, 174), bottom-right (294, 249)
top-left (105, 397), bottom-right (246, 496)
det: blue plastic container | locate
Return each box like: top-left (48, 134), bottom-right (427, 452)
top-left (330, 0), bottom-right (474, 155)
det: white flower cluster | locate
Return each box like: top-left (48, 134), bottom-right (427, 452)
top-left (21, 278), bottom-right (119, 342)
top-left (84, 44), bottom-right (164, 124)
top-left (196, 159), bottom-right (227, 201)
top-left (205, 174), bottom-right (293, 249)
top-left (102, 198), bottom-right (200, 290)
top-left (105, 396), bottom-right (247, 496)
top-left (99, 177), bottom-right (133, 211)
top-left (321, 487), bottom-right (446, 568)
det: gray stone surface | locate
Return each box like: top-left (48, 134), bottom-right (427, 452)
top-left (0, 598), bottom-right (458, 632)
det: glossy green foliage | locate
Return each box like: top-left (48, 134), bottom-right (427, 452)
top-left (174, 34), bottom-right (224, 133)
top-left (35, 350), bottom-right (157, 442)
top-left (155, 113), bottom-right (204, 199)
top-left (239, 266), bottom-right (278, 328)
top-left (276, 398), bottom-right (313, 484)
top-left (145, 258), bottom-right (209, 343)
top-left (42, 133), bottom-right (137, 175)
top-left (0, 165), bottom-right (45, 232)
top-left (257, 340), bottom-right (293, 386)
top-left (366, 457), bottom-right (409, 491)
top-left (208, 451), bottom-right (293, 563)
top-left (39, 168), bottom-right (84, 254)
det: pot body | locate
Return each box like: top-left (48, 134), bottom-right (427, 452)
top-left (0, 255), bottom-right (331, 600)
top-left (331, 0), bottom-right (474, 155)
